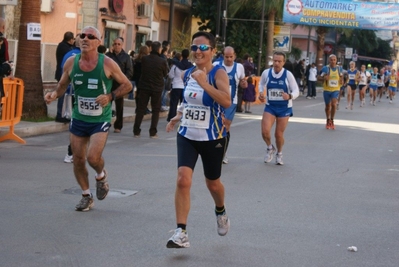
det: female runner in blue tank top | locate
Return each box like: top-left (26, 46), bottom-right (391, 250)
top-left (165, 32), bottom-right (231, 248)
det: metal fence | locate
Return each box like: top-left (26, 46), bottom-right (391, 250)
top-left (7, 40), bottom-right (58, 83)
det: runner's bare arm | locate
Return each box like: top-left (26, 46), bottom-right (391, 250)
top-left (96, 57), bottom-right (133, 106)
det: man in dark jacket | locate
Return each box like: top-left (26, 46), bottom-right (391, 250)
top-left (55, 31), bottom-right (74, 123)
top-left (106, 37), bottom-right (133, 133)
top-left (133, 41), bottom-right (169, 138)
top-left (294, 59), bottom-right (305, 94)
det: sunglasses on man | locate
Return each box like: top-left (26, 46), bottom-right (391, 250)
top-left (79, 33), bottom-right (99, 40)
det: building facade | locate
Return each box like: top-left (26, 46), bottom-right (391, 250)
top-left (1, 0), bottom-right (191, 82)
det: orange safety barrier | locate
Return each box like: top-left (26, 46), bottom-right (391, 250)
top-left (0, 77), bottom-right (25, 144)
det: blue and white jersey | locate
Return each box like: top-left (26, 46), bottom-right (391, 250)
top-left (369, 73), bottom-right (378, 88)
top-left (347, 69), bottom-right (358, 85)
top-left (213, 61), bottom-right (245, 105)
top-left (178, 65), bottom-right (227, 141)
top-left (259, 68), bottom-right (299, 108)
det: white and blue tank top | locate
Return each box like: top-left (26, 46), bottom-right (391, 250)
top-left (178, 65), bottom-right (227, 141)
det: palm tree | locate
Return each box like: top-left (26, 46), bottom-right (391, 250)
top-left (316, 26), bottom-right (329, 70)
top-left (15, 0), bottom-right (47, 119)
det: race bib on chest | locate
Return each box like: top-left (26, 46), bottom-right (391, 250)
top-left (329, 80), bottom-right (339, 87)
top-left (268, 88), bottom-right (284, 101)
top-left (348, 74), bottom-right (355, 80)
top-left (181, 104), bottom-right (211, 129)
top-left (78, 96), bottom-right (102, 116)
top-left (371, 78), bottom-right (377, 84)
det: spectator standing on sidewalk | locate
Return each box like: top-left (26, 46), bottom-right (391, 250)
top-left (133, 41), bottom-right (169, 138)
top-left (44, 26), bottom-right (132, 212)
top-left (60, 34), bottom-right (82, 163)
top-left (242, 76), bottom-right (256, 113)
top-left (294, 59), bottom-right (305, 95)
top-left (106, 37), bottom-right (133, 133)
top-left (242, 53), bottom-right (254, 77)
top-left (167, 49), bottom-right (193, 122)
top-left (54, 31), bottom-right (74, 123)
top-left (0, 17), bottom-right (10, 99)
top-left (306, 62), bottom-right (317, 99)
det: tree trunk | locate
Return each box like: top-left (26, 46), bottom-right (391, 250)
top-left (15, 0), bottom-right (47, 119)
top-left (316, 27), bottom-right (328, 72)
top-left (266, 9), bottom-right (276, 68)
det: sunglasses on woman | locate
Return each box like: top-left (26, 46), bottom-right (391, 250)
top-left (190, 44), bottom-right (212, 52)
top-left (79, 33), bottom-right (99, 40)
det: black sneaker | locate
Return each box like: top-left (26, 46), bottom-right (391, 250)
top-left (75, 194), bottom-right (94, 212)
top-left (96, 169), bottom-right (109, 200)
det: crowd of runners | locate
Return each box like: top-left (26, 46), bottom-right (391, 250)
top-left (336, 62), bottom-right (396, 110)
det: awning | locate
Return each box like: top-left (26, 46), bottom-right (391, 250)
top-left (357, 55), bottom-right (389, 63)
top-left (103, 20), bottom-right (126, 30)
top-left (136, 25), bottom-right (151, 35)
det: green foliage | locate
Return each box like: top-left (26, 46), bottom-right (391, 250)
top-left (191, 0), bottom-right (218, 35)
top-left (172, 18), bottom-right (192, 52)
top-left (338, 29), bottom-right (379, 54)
top-left (336, 29), bottom-right (391, 61)
top-left (191, 0), bottom-right (285, 60)
top-left (368, 38), bottom-right (392, 60)
top-left (287, 46), bottom-right (302, 61)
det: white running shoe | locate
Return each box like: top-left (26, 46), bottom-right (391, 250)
top-left (276, 153), bottom-right (284, 165)
top-left (166, 228), bottom-right (190, 248)
top-left (64, 154), bottom-right (73, 163)
top-left (264, 145), bottom-right (276, 163)
top-left (222, 156), bottom-right (229, 164)
top-left (217, 214), bottom-right (230, 236)
top-left (389, 100), bottom-right (393, 104)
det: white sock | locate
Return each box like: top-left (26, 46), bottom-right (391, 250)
top-left (82, 189), bottom-right (91, 195)
top-left (96, 171), bottom-right (105, 179)
top-left (267, 145), bottom-right (273, 150)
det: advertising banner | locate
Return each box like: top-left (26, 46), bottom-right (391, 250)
top-left (283, 0), bottom-right (399, 31)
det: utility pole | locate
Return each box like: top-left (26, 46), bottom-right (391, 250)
top-left (257, 0), bottom-right (266, 76)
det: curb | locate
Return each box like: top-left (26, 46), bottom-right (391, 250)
top-left (5, 111), bottom-right (168, 139)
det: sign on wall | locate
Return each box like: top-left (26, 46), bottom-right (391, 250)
top-left (283, 0), bottom-right (399, 31)
top-left (273, 25), bottom-right (291, 53)
top-left (27, 23), bottom-right (41, 41)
